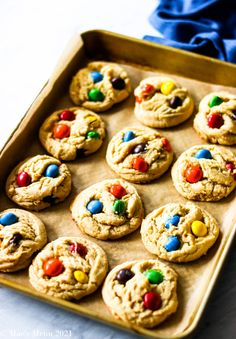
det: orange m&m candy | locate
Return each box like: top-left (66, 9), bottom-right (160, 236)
top-left (131, 157), bottom-right (149, 173)
top-left (53, 124), bottom-right (70, 139)
top-left (43, 258), bottom-right (64, 277)
top-left (184, 164), bottom-right (203, 183)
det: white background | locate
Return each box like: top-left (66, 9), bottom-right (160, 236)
top-left (0, 1), bottom-right (235, 339)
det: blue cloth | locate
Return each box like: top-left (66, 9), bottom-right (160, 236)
top-left (143, 0), bottom-right (236, 62)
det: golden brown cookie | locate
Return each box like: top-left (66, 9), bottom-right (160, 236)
top-left (141, 202), bottom-right (219, 263)
top-left (106, 127), bottom-right (173, 183)
top-left (171, 145), bottom-right (236, 201)
top-left (102, 259), bottom-right (178, 328)
top-left (70, 179), bottom-right (144, 240)
top-left (69, 61), bottom-right (131, 112)
top-left (6, 155), bottom-right (72, 211)
top-left (29, 237), bottom-right (108, 300)
top-left (39, 107), bottom-right (106, 161)
top-left (194, 91), bottom-right (236, 145)
top-left (0, 209), bottom-right (47, 272)
top-left (134, 76), bottom-right (194, 128)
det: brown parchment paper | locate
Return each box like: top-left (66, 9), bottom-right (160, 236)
top-left (0, 57), bottom-right (236, 338)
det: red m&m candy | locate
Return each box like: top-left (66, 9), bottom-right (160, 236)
top-left (142, 84), bottom-right (155, 95)
top-left (226, 162), bottom-right (236, 180)
top-left (131, 157), bottom-right (149, 173)
top-left (59, 110), bottom-right (75, 121)
top-left (70, 243), bottom-right (87, 258)
top-left (162, 138), bottom-right (172, 152)
top-left (184, 164), bottom-right (203, 183)
top-left (110, 184), bottom-right (127, 199)
top-left (17, 171), bottom-right (31, 187)
top-left (208, 113), bottom-right (224, 129)
top-left (143, 292), bottom-right (162, 311)
top-left (53, 124), bottom-right (70, 139)
top-left (43, 258), bottom-right (64, 277)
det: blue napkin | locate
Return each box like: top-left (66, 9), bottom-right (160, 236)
top-left (143, 0), bottom-right (236, 62)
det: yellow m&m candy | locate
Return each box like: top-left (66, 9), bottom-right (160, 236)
top-left (191, 220), bottom-right (207, 237)
top-left (160, 81), bottom-right (176, 95)
top-left (74, 270), bottom-right (88, 283)
top-left (86, 115), bottom-right (98, 124)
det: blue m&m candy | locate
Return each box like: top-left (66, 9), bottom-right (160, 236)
top-left (0, 212), bottom-right (18, 226)
top-left (164, 236), bottom-right (181, 252)
top-left (87, 200), bottom-right (103, 214)
top-left (90, 71), bottom-right (103, 83)
top-left (44, 164), bottom-right (59, 178)
top-left (165, 215), bottom-right (180, 229)
top-left (123, 131), bottom-right (135, 142)
top-left (194, 149), bottom-right (212, 160)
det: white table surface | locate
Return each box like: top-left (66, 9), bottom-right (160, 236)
top-left (0, 1), bottom-right (236, 338)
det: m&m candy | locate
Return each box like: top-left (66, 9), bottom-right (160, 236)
top-left (17, 171), bottom-right (31, 187)
top-left (144, 269), bottom-right (164, 284)
top-left (88, 88), bottom-right (105, 102)
top-left (169, 96), bottom-right (182, 109)
top-left (143, 292), bottom-right (162, 311)
top-left (132, 143), bottom-right (146, 154)
top-left (194, 149), bottom-right (212, 160)
top-left (191, 220), bottom-right (207, 237)
top-left (165, 215), bottom-right (180, 229)
top-left (90, 71), bottom-right (103, 83)
top-left (226, 162), bottom-right (235, 172)
top-left (110, 184), bottom-right (127, 199)
top-left (135, 96), bottom-right (142, 104)
top-left (10, 233), bottom-right (23, 245)
top-left (160, 81), bottom-right (175, 95)
top-left (59, 110), bottom-right (75, 121)
top-left (74, 270), bottom-right (88, 283)
top-left (164, 236), bottom-right (181, 252)
top-left (53, 124), bottom-right (70, 139)
top-left (44, 164), bottom-right (59, 178)
top-left (209, 96), bottom-right (224, 108)
top-left (207, 113), bottom-right (224, 129)
top-left (131, 157), bottom-right (149, 172)
top-left (123, 131), bottom-right (135, 142)
top-left (116, 269), bottom-right (134, 284)
top-left (87, 200), bottom-right (103, 214)
top-left (0, 212), bottom-right (18, 226)
top-left (43, 258), bottom-right (64, 277)
top-left (162, 138), bottom-right (172, 152)
top-left (142, 84), bottom-right (155, 95)
top-left (113, 200), bottom-right (126, 215)
top-left (86, 131), bottom-right (100, 139)
top-left (111, 77), bottom-right (126, 90)
top-left (184, 164), bottom-right (203, 183)
top-left (70, 243), bottom-right (87, 258)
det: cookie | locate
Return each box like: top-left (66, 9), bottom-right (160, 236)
top-left (171, 145), bottom-right (236, 201)
top-left (69, 61), bottom-right (131, 112)
top-left (106, 127), bottom-right (173, 183)
top-left (0, 209), bottom-right (47, 272)
top-left (39, 107), bottom-right (106, 161)
top-left (194, 91), bottom-right (236, 145)
top-left (70, 179), bottom-right (144, 240)
top-left (102, 259), bottom-right (178, 328)
top-left (141, 202), bottom-right (219, 263)
top-left (29, 237), bottom-right (108, 300)
top-left (134, 76), bottom-right (194, 128)
top-left (6, 155), bottom-right (72, 211)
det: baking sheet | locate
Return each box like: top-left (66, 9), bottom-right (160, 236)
top-left (0, 43), bottom-right (236, 338)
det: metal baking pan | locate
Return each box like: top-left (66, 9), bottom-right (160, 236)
top-left (0, 30), bottom-right (235, 338)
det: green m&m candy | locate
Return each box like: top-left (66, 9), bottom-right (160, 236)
top-left (88, 88), bottom-right (105, 102)
top-left (209, 96), bottom-right (224, 108)
top-left (144, 269), bottom-right (164, 284)
top-left (86, 131), bottom-right (100, 139)
top-left (113, 200), bottom-right (126, 215)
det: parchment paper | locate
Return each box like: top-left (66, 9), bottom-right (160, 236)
top-left (0, 61), bottom-right (235, 338)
